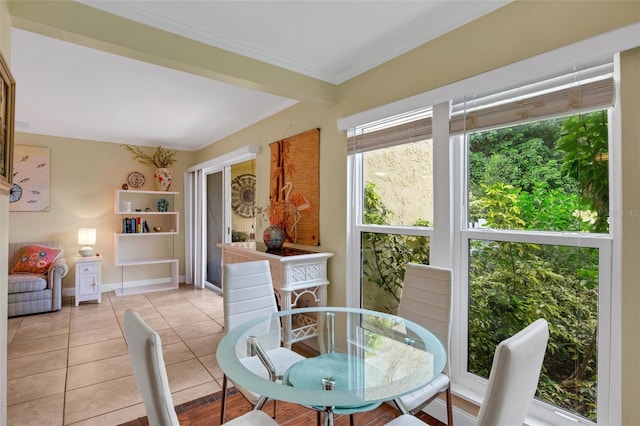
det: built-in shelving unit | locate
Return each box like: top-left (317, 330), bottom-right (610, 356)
top-left (114, 190), bottom-right (179, 296)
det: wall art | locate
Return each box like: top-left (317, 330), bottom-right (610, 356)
top-left (231, 173), bottom-right (256, 218)
top-left (269, 128), bottom-right (320, 246)
top-left (10, 145), bottom-right (51, 212)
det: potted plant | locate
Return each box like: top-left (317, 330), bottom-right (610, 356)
top-left (123, 145), bottom-right (177, 191)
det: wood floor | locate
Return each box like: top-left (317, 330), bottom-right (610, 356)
top-left (119, 388), bottom-right (446, 426)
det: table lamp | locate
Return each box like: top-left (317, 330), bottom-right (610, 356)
top-left (78, 228), bottom-right (96, 257)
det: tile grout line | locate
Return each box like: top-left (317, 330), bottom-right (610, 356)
top-left (7, 286), bottom-right (227, 425)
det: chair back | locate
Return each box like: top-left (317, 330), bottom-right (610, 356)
top-left (223, 260), bottom-right (280, 349)
top-left (398, 263), bottom-right (452, 352)
top-left (124, 309), bottom-right (179, 426)
top-left (475, 318), bottom-right (549, 426)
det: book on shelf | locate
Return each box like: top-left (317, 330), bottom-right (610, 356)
top-left (122, 217), bottom-right (150, 233)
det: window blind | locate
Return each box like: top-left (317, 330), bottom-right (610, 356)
top-left (347, 115), bottom-right (433, 154)
top-left (347, 60), bottom-right (614, 153)
top-left (449, 76), bottom-right (615, 135)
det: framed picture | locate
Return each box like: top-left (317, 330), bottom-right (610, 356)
top-left (0, 50), bottom-right (15, 196)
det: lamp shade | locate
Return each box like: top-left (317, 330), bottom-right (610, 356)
top-left (78, 228), bottom-right (96, 245)
top-left (78, 228), bottom-right (96, 256)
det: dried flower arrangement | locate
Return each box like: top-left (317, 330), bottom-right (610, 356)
top-left (123, 145), bottom-right (177, 169)
top-left (256, 199), bottom-right (299, 229)
top-left (256, 189), bottom-right (312, 243)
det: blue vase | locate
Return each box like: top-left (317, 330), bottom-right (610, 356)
top-left (263, 225), bottom-right (286, 250)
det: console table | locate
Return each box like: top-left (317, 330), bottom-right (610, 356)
top-left (217, 242), bottom-right (333, 347)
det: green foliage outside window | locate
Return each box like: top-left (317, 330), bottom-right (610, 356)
top-left (467, 111), bottom-right (607, 421)
top-left (557, 111), bottom-right (610, 233)
top-left (469, 186), bottom-right (598, 419)
top-left (362, 111), bottom-right (607, 420)
top-left (361, 181), bottom-right (430, 313)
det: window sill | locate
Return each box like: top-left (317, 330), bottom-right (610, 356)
top-left (448, 382), bottom-right (572, 426)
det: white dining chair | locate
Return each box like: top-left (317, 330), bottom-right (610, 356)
top-left (124, 308), bottom-right (179, 426)
top-left (124, 309), bottom-right (280, 426)
top-left (385, 318), bottom-right (549, 426)
top-left (219, 260), bottom-right (305, 424)
top-left (393, 263), bottom-right (453, 425)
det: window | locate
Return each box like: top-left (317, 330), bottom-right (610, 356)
top-left (363, 140), bottom-right (433, 227)
top-left (349, 110), bottom-right (435, 312)
top-left (347, 60), bottom-right (616, 425)
top-left (464, 112), bottom-right (610, 422)
top-left (456, 72), bottom-right (613, 423)
top-left (468, 238), bottom-right (602, 420)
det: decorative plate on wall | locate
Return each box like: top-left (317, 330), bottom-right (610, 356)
top-left (127, 171), bottom-right (145, 188)
top-left (231, 174), bottom-right (256, 218)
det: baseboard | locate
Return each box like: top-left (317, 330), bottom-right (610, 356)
top-left (422, 398), bottom-right (477, 426)
top-left (62, 275), bottom-right (187, 298)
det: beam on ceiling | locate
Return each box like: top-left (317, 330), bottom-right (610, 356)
top-left (8, 0), bottom-right (337, 106)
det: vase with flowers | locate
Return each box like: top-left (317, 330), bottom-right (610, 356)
top-left (123, 145), bottom-right (177, 191)
top-left (256, 198), bottom-right (299, 250)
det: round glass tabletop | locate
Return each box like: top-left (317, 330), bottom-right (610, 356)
top-left (217, 307), bottom-right (446, 409)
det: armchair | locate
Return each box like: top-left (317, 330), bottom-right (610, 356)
top-left (7, 241), bottom-right (68, 317)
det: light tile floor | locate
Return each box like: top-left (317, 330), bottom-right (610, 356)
top-left (7, 284), bottom-right (226, 425)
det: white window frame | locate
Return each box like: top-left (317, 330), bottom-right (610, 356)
top-left (349, 107), bottom-right (617, 426)
top-left (454, 232), bottom-right (612, 426)
top-left (450, 104), bottom-right (617, 425)
top-left (342, 23), bottom-right (640, 421)
top-left (346, 153), bottom-right (436, 308)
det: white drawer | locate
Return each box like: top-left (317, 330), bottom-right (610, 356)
top-left (78, 264), bottom-right (98, 275)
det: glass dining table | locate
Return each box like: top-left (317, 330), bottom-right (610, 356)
top-left (216, 307), bottom-right (446, 426)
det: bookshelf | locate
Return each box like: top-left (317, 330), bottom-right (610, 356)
top-left (114, 190), bottom-right (179, 295)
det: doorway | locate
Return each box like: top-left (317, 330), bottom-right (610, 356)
top-left (204, 160), bottom-right (256, 293)
top-left (205, 171), bottom-right (223, 292)
top-left (185, 148), bottom-right (258, 291)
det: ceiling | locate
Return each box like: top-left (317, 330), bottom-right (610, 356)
top-left (10, 1), bottom-right (511, 151)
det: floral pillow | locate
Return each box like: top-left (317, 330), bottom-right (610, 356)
top-left (12, 245), bottom-right (62, 275)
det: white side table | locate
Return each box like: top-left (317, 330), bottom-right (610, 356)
top-left (74, 255), bottom-right (102, 306)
